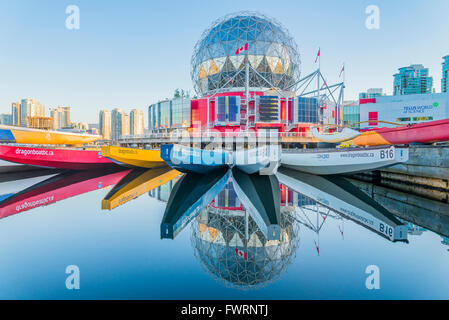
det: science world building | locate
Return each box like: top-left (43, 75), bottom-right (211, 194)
top-left (149, 12), bottom-right (329, 135)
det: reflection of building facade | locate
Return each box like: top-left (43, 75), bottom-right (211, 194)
top-left (99, 110), bottom-right (111, 139)
top-left (393, 64), bottom-right (433, 95)
top-left (191, 207), bottom-right (299, 289)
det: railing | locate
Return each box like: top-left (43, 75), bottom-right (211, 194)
top-left (119, 131), bottom-right (315, 142)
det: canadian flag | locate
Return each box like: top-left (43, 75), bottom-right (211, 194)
top-left (315, 48), bottom-right (320, 63)
top-left (235, 248), bottom-right (247, 260)
top-left (236, 43), bottom-right (248, 55)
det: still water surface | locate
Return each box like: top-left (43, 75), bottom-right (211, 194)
top-left (0, 166), bottom-right (448, 299)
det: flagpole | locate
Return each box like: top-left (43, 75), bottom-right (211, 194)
top-left (245, 51), bottom-right (250, 130)
top-left (317, 48), bottom-right (320, 122)
top-left (341, 63), bottom-right (345, 127)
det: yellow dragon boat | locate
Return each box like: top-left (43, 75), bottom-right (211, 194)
top-left (0, 125), bottom-right (101, 145)
top-left (102, 167), bottom-right (180, 210)
top-left (101, 146), bottom-right (165, 168)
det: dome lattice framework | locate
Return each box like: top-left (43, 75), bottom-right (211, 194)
top-left (191, 208), bottom-right (300, 290)
top-left (191, 12), bottom-right (301, 96)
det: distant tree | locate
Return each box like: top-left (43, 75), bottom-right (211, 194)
top-left (174, 88), bottom-right (181, 98)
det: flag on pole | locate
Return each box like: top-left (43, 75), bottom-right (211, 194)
top-left (313, 240), bottom-right (320, 255)
top-left (314, 48), bottom-right (320, 63)
top-left (236, 43), bottom-right (248, 55)
top-left (235, 248), bottom-right (248, 260)
top-left (339, 64), bottom-right (345, 77)
top-left (321, 81), bottom-right (327, 90)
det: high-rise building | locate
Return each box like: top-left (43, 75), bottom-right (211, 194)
top-left (359, 88), bottom-right (384, 99)
top-left (27, 116), bottom-right (53, 130)
top-left (130, 109), bottom-right (144, 135)
top-left (11, 102), bottom-right (20, 126)
top-left (99, 110), bottom-right (111, 139)
top-left (0, 113), bottom-right (12, 125)
top-left (20, 98), bottom-right (45, 127)
top-left (442, 55), bottom-right (449, 93)
top-left (50, 106), bottom-right (71, 130)
top-left (111, 108), bottom-right (129, 140)
top-left (123, 114), bottom-right (130, 137)
top-left (393, 64), bottom-right (433, 95)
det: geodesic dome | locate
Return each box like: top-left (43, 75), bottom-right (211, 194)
top-left (191, 12), bottom-right (301, 96)
top-left (191, 207), bottom-right (299, 290)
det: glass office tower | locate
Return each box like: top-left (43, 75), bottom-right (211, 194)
top-left (442, 56), bottom-right (449, 93)
top-left (393, 64), bottom-right (433, 95)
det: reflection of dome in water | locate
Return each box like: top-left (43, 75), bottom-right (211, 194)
top-left (191, 12), bottom-right (301, 96)
top-left (191, 207), bottom-right (299, 289)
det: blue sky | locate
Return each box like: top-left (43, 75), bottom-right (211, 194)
top-left (1, 0), bottom-right (449, 124)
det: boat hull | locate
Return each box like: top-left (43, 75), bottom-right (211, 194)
top-left (281, 146), bottom-right (409, 175)
top-left (101, 146), bottom-right (165, 168)
top-left (160, 144), bottom-right (229, 174)
top-left (353, 118), bottom-right (449, 146)
top-left (0, 125), bottom-right (101, 145)
top-left (0, 145), bottom-right (117, 170)
top-left (234, 145), bottom-right (280, 174)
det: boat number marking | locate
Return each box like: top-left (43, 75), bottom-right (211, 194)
top-left (380, 149), bottom-right (394, 159)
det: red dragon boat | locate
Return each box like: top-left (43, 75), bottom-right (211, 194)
top-left (353, 118), bottom-right (449, 146)
top-left (0, 145), bottom-right (118, 170)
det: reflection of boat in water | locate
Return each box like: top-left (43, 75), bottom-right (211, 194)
top-left (231, 167), bottom-right (281, 240)
top-left (0, 125), bottom-right (101, 145)
top-left (276, 167), bottom-right (408, 242)
top-left (280, 146), bottom-right (409, 175)
top-left (0, 159), bottom-right (35, 173)
top-left (0, 145), bottom-right (117, 170)
top-left (160, 168), bottom-right (231, 239)
top-left (101, 146), bottom-right (165, 168)
top-left (0, 170), bottom-right (61, 201)
top-left (102, 166), bottom-right (180, 210)
top-left (191, 206), bottom-right (299, 289)
top-left (0, 168), bottom-right (130, 219)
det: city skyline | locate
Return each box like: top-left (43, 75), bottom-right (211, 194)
top-left (1, 0), bottom-right (449, 123)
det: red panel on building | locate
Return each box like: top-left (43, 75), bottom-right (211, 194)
top-left (360, 98), bottom-right (376, 105)
top-left (368, 111), bottom-right (378, 126)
